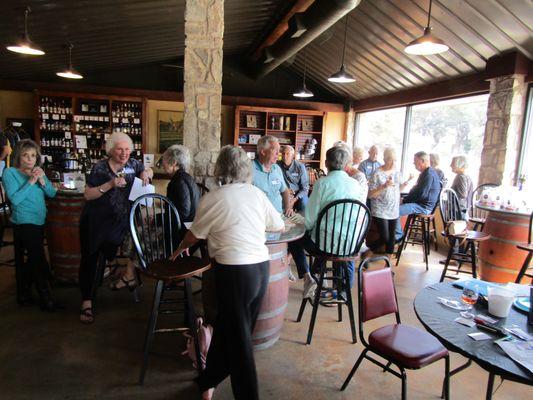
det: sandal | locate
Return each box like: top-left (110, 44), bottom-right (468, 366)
top-left (110, 277), bottom-right (137, 292)
top-left (80, 307), bottom-right (95, 324)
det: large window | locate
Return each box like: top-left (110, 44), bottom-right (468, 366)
top-left (355, 94), bottom-right (489, 187)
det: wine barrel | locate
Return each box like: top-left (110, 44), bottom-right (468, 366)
top-left (252, 242), bottom-right (289, 350)
top-left (478, 209), bottom-right (529, 283)
top-left (46, 192), bottom-right (85, 283)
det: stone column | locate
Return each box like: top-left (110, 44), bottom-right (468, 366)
top-left (183, 0), bottom-right (224, 186)
top-left (478, 74), bottom-right (527, 186)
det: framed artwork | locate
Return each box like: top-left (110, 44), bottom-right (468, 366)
top-left (158, 110), bottom-right (184, 153)
top-left (246, 114), bottom-right (258, 128)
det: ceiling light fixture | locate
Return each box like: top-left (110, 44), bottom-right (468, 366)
top-left (293, 48), bottom-right (313, 98)
top-left (6, 6), bottom-right (45, 56)
top-left (404, 0), bottom-right (449, 55)
top-left (56, 44), bottom-right (83, 79)
top-left (328, 15), bottom-right (355, 83)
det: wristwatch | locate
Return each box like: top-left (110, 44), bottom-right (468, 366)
top-left (98, 186), bottom-right (106, 194)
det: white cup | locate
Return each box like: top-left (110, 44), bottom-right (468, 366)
top-left (487, 286), bottom-right (514, 318)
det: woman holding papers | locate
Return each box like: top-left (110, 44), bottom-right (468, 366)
top-left (78, 132), bottom-right (151, 323)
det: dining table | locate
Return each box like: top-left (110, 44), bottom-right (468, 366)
top-left (414, 282), bottom-right (532, 399)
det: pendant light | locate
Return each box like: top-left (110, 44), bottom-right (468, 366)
top-left (6, 6), bottom-right (45, 56)
top-left (404, 0), bottom-right (449, 55)
top-left (293, 49), bottom-right (313, 98)
top-left (328, 15), bottom-right (355, 84)
top-left (56, 44), bottom-right (83, 79)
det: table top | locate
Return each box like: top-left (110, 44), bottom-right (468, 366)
top-left (476, 203), bottom-right (531, 218)
top-left (266, 222), bottom-right (305, 244)
top-left (414, 282), bottom-right (533, 384)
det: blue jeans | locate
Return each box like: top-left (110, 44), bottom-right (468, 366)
top-left (288, 233), bottom-right (355, 288)
top-left (295, 195), bottom-right (308, 212)
top-left (395, 203), bottom-right (431, 241)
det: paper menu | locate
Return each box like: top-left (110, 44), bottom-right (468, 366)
top-left (128, 177), bottom-right (155, 206)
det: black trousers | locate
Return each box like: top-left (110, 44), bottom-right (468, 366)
top-left (79, 241), bottom-right (118, 301)
top-left (372, 217), bottom-right (397, 254)
top-left (13, 224), bottom-right (50, 298)
top-left (197, 260), bottom-right (269, 400)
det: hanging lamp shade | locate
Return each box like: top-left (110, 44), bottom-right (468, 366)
top-left (404, 0), bottom-right (448, 55)
top-left (56, 44), bottom-right (83, 79)
top-left (6, 7), bottom-right (45, 55)
top-left (293, 48), bottom-right (314, 98)
top-left (328, 15), bottom-right (355, 84)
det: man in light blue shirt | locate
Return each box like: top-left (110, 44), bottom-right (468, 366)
top-left (358, 145), bottom-right (382, 181)
top-left (288, 146), bottom-right (366, 300)
top-left (252, 135), bottom-right (293, 216)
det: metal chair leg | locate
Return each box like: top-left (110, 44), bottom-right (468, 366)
top-left (139, 279), bottom-right (164, 385)
top-left (396, 216), bottom-right (411, 266)
top-left (340, 349), bottom-right (367, 390)
top-left (433, 218), bottom-right (438, 251)
top-left (421, 218), bottom-right (429, 270)
top-left (443, 355), bottom-right (450, 400)
top-left (470, 241), bottom-right (478, 279)
top-left (344, 272), bottom-right (357, 344)
top-left (515, 252), bottom-right (532, 284)
top-left (485, 372), bottom-right (495, 400)
top-left (440, 240), bottom-right (455, 282)
top-left (306, 262), bottom-right (325, 345)
top-left (296, 298), bottom-right (307, 322)
top-left (383, 360), bottom-right (392, 372)
top-left (401, 369), bottom-right (407, 400)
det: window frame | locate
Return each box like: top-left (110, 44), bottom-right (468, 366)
top-left (517, 85), bottom-right (533, 182)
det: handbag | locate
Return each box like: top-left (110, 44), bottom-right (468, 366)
top-left (181, 317), bottom-right (213, 369)
top-left (446, 220), bottom-right (468, 247)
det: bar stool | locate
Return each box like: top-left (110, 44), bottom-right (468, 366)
top-left (295, 199), bottom-right (370, 345)
top-left (395, 202), bottom-right (439, 271)
top-left (439, 188), bottom-right (490, 282)
top-left (129, 194), bottom-right (211, 384)
top-left (515, 211), bottom-right (533, 284)
top-left (469, 183), bottom-right (498, 231)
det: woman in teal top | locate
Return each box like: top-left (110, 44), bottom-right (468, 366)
top-left (2, 139), bottom-right (57, 311)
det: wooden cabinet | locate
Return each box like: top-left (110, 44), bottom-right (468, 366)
top-left (35, 90), bottom-right (146, 174)
top-left (234, 105), bottom-right (326, 165)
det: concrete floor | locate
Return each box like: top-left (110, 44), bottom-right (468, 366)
top-left (0, 244), bottom-right (531, 400)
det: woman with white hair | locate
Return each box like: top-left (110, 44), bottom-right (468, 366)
top-left (349, 146), bottom-right (368, 198)
top-left (172, 145), bottom-right (284, 400)
top-left (367, 147), bottom-right (403, 257)
top-left (450, 155), bottom-right (473, 218)
top-left (78, 132), bottom-right (151, 323)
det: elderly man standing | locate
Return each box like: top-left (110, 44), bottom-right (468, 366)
top-left (358, 145), bottom-right (382, 181)
top-left (395, 151), bottom-right (441, 241)
top-left (288, 146), bottom-right (365, 300)
top-left (252, 135), bottom-right (293, 217)
top-left (277, 145), bottom-right (309, 212)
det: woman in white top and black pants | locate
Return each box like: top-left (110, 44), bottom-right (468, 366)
top-left (173, 145), bottom-right (284, 400)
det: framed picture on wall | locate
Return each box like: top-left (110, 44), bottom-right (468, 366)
top-left (158, 110), bottom-right (184, 153)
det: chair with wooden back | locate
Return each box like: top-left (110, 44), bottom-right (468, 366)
top-left (341, 256), bottom-right (450, 400)
top-left (129, 193), bottom-right (211, 384)
top-left (296, 199), bottom-right (370, 345)
top-left (0, 178), bottom-right (14, 266)
top-left (515, 211), bottom-right (533, 284)
top-left (469, 183), bottom-right (498, 231)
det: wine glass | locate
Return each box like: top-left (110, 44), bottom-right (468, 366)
top-left (115, 168), bottom-right (127, 188)
top-left (460, 281), bottom-right (479, 318)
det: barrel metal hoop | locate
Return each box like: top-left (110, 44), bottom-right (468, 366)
top-left (269, 270), bottom-right (288, 283)
top-left (269, 251), bottom-right (286, 260)
top-left (481, 259), bottom-right (520, 273)
top-left (252, 325), bottom-right (282, 340)
top-left (486, 216), bottom-right (529, 228)
top-left (257, 303), bottom-right (287, 320)
top-left (252, 335), bottom-right (280, 351)
top-left (486, 236), bottom-right (524, 245)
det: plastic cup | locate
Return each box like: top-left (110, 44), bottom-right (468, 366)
top-left (487, 286), bottom-right (514, 318)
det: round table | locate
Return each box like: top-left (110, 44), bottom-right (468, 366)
top-left (414, 282), bottom-right (532, 399)
top-left (476, 204), bottom-right (530, 283)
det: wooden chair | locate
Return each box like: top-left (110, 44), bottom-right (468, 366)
top-left (296, 199), bottom-right (370, 345)
top-left (469, 183), bottom-right (498, 231)
top-left (0, 178), bottom-right (14, 266)
top-left (515, 211), bottom-right (533, 284)
top-left (439, 188), bottom-right (490, 282)
top-left (341, 256), bottom-right (450, 400)
top-left (395, 199), bottom-right (439, 271)
top-left (129, 193), bottom-right (211, 384)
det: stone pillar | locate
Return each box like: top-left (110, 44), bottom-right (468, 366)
top-left (478, 74), bottom-right (527, 186)
top-left (183, 0), bottom-right (224, 186)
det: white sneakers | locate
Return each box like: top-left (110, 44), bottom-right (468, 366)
top-left (303, 277), bottom-right (318, 300)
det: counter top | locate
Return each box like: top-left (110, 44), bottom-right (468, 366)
top-left (476, 203), bottom-right (531, 217)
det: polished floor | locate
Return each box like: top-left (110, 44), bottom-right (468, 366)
top-left (0, 243), bottom-right (530, 400)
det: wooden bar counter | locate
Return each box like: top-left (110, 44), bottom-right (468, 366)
top-left (46, 190), bottom-right (85, 284)
top-left (477, 204), bottom-right (531, 283)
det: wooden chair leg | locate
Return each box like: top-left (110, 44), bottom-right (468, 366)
top-left (440, 241), bottom-right (455, 282)
top-left (515, 252), bottom-right (533, 284)
top-left (432, 219), bottom-right (438, 251)
top-left (470, 241), bottom-right (478, 279)
top-left (139, 279), bottom-right (164, 385)
top-left (396, 216), bottom-right (411, 266)
top-left (443, 355), bottom-right (450, 400)
top-left (421, 218), bottom-right (429, 270)
top-left (306, 263), bottom-right (325, 345)
top-left (184, 277), bottom-right (203, 375)
top-left (296, 298), bottom-right (308, 322)
top-left (344, 272), bottom-right (357, 344)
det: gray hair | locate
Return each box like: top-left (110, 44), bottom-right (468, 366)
top-left (257, 135), bottom-right (278, 153)
top-left (429, 153), bottom-right (440, 167)
top-left (281, 145), bottom-right (294, 154)
top-left (105, 132), bottom-right (133, 156)
top-left (215, 145), bottom-right (252, 185)
top-left (353, 146), bottom-right (364, 160)
top-left (13, 139), bottom-right (42, 168)
top-left (333, 141), bottom-right (353, 163)
top-left (163, 145), bottom-right (191, 170)
top-left (383, 147), bottom-right (396, 162)
top-left (326, 146), bottom-right (351, 171)
top-left (414, 151), bottom-right (429, 163)
top-left (451, 155), bottom-right (468, 171)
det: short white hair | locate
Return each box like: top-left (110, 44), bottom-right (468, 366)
top-left (163, 145), bottom-right (191, 170)
top-left (257, 135), bottom-right (279, 153)
top-left (281, 145), bottom-right (294, 154)
top-left (105, 132), bottom-right (133, 156)
top-left (215, 145), bottom-right (252, 185)
top-left (353, 146), bottom-right (364, 160)
top-left (383, 147), bottom-right (396, 162)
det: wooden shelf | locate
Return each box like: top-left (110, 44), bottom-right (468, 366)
top-left (267, 129), bottom-right (296, 133)
top-left (239, 127), bottom-right (265, 131)
top-left (298, 130), bottom-right (322, 134)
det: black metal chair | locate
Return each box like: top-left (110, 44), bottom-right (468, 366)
top-left (439, 188), bottom-right (490, 282)
top-left (515, 211), bottom-right (533, 284)
top-left (129, 193), bottom-right (211, 384)
top-left (296, 199), bottom-right (370, 345)
top-left (469, 183), bottom-right (498, 231)
top-left (395, 199), bottom-right (439, 271)
top-left (340, 256), bottom-right (450, 400)
top-left (0, 179), bottom-right (14, 266)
